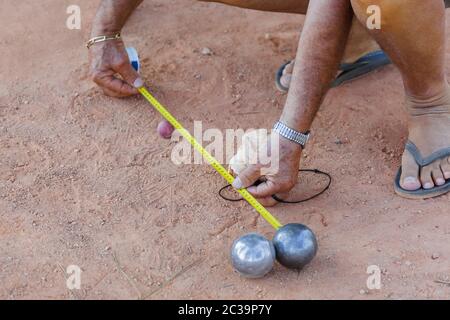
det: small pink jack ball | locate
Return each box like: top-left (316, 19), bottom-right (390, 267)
top-left (157, 120), bottom-right (175, 139)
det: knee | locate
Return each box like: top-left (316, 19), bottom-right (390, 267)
top-left (352, 0), bottom-right (443, 29)
top-left (198, 0), bottom-right (255, 6)
top-left (197, 0), bottom-right (241, 4)
top-left (351, 0), bottom-right (400, 15)
top-left (352, 0), bottom-right (430, 17)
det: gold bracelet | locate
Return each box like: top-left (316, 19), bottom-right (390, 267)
top-left (86, 33), bottom-right (121, 49)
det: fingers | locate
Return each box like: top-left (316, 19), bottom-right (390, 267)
top-left (113, 59), bottom-right (143, 89)
top-left (89, 38), bottom-right (145, 97)
top-left (247, 180), bottom-right (283, 198)
top-left (93, 71), bottom-right (138, 97)
top-left (258, 196), bottom-right (279, 207)
top-left (231, 164), bottom-right (297, 207)
top-left (258, 191), bottom-right (290, 207)
top-left (232, 165), bottom-right (263, 189)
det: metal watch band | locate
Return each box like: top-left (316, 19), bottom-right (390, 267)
top-left (273, 121), bottom-right (310, 149)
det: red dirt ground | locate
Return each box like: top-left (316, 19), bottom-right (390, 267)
top-left (0, 0), bottom-right (449, 299)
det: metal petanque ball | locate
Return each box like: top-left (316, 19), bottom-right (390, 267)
top-left (231, 233), bottom-right (276, 278)
top-left (273, 223), bottom-right (318, 270)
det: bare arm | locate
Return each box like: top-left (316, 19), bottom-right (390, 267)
top-left (281, 0), bottom-right (353, 132)
top-left (234, 0), bottom-right (354, 205)
top-left (91, 0), bottom-right (143, 36)
top-left (89, 0), bottom-right (144, 97)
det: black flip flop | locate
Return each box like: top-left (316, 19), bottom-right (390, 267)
top-left (275, 50), bottom-right (391, 93)
top-left (275, 60), bottom-right (292, 92)
top-left (394, 140), bottom-right (450, 199)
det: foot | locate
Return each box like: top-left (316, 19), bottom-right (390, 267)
top-left (278, 60), bottom-right (295, 90)
top-left (400, 93), bottom-right (450, 191)
top-left (277, 50), bottom-right (390, 92)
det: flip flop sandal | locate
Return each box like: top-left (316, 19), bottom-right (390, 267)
top-left (394, 140), bottom-right (450, 199)
top-left (275, 50), bottom-right (391, 93)
top-left (275, 60), bottom-right (293, 92)
top-left (333, 50), bottom-right (391, 87)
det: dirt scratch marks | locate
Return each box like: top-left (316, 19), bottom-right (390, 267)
top-left (208, 217), bottom-right (238, 237)
top-left (141, 258), bottom-right (204, 300)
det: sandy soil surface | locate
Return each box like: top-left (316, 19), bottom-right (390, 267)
top-left (1, 0), bottom-right (449, 300)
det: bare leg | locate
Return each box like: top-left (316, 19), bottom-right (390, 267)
top-left (232, 0), bottom-right (354, 206)
top-left (199, 0), bottom-right (309, 14)
top-left (200, 0), bottom-right (380, 62)
top-left (351, 0), bottom-right (450, 192)
top-left (280, 0), bottom-right (353, 131)
top-left (343, 18), bottom-right (380, 63)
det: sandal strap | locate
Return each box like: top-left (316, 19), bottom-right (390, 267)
top-left (405, 140), bottom-right (450, 166)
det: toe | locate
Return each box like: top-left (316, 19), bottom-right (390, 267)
top-left (400, 150), bottom-right (421, 190)
top-left (283, 61), bottom-right (295, 75)
top-left (432, 163), bottom-right (446, 186)
top-left (442, 157), bottom-right (450, 180)
top-left (280, 74), bottom-right (292, 89)
top-left (419, 165), bottom-right (435, 189)
top-left (280, 61), bottom-right (294, 89)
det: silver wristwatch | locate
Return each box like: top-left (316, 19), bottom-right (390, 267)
top-left (273, 121), bottom-right (310, 149)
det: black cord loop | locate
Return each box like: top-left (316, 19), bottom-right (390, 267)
top-left (219, 169), bottom-right (332, 204)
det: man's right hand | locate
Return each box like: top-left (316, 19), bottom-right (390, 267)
top-left (89, 39), bottom-right (143, 97)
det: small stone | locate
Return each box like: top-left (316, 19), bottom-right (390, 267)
top-left (359, 289), bottom-right (367, 295)
top-left (431, 253), bottom-right (440, 260)
top-left (200, 47), bottom-right (213, 56)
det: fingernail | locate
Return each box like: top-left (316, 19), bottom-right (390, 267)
top-left (133, 78), bottom-right (144, 88)
top-left (247, 186), bottom-right (256, 194)
top-left (424, 182), bottom-right (434, 189)
top-left (436, 178), bottom-right (445, 185)
top-left (232, 177), bottom-right (243, 189)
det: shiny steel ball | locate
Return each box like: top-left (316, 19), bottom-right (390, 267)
top-left (230, 233), bottom-right (276, 278)
top-left (273, 223), bottom-right (318, 270)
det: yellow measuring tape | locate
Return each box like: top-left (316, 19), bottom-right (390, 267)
top-left (138, 86), bottom-right (283, 230)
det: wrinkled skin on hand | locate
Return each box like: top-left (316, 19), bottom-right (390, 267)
top-left (230, 130), bottom-right (302, 207)
top-left (89, 39), bottom-right (142, 98)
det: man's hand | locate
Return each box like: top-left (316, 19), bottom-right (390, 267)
top-left (89, 0), bottom-right (144, 97)
top-left (232, 135), bottom-right (302, 207)
top-left (89, 39), bottom-right (142, 97)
